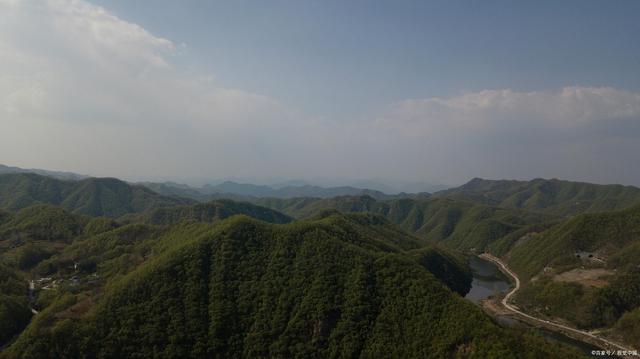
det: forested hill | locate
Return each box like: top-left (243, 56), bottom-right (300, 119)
top-left (0, 164), bottom-right (87, 181)
top-left (127, 199), bottom-right (293, 225)
top-left (1, 214), bottom-right (582, 358)
top-left (0, 202), bottom-right (305, 348)
top-left (0, 173), bottom-right (194, 217)
top-left (254, 195), bottom-right (555, 251)
top-left (435, 177), bottom-right (640, 216)
top-left (141, 180), bottom-right (399, 200)
top-left (507, 203), bottom-right (640, 280)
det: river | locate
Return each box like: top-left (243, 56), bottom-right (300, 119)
top-left (465, 255), bottom-right (601, 355)
top-left (465, 256), bottom-right (511, 304)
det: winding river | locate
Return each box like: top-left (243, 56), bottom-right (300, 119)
top-left (464, 255), bottom-right (601, 355)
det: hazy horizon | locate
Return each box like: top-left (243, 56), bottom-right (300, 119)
top-left (2, 0), bottom-right (640, 187)
top-left (6, 161), bottom-right (640, 197)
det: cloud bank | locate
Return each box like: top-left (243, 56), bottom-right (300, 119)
top-left (373, 87), bottom-right (640, 184)
top-left (1, 0), bottom-right (639, 186)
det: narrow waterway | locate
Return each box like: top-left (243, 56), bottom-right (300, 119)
top-left (464, 255), bottom-right (601, 355)
top-left (464, 256), bottom-right (511, 304)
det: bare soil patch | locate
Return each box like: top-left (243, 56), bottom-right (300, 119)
top-left (55, 297), bottom-right (95, 320)
top-left (553, 268), bottom-right (614, 288)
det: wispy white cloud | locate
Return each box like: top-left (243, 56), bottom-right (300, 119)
top-left (376, 87), bottom-right (640, 137)
top-left (0, 0), bottom-right (314, 178)
top-left (1, 0), bottom-right (639, 186)
top-left (370, 87), bottom-right (640, 184)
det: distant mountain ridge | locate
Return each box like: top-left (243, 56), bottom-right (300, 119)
top-left (141, 180), bottom-right (428, 200)
top-left (0, 173), bottom-right (193, 217)
top-left (0, 164), bottom-right (440, 199)
top-left (0, 164), bottom-right (87, 181)
top-left (435, 177), bottom-right (640, 216)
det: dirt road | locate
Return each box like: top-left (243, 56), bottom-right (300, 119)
top-left (479, 253), bottom-right (637, 355)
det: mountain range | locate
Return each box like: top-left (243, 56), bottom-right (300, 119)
top-left (2, 171), bottom-right (640, 354)
top-left (434, 177), bottom-right (640, 216)
top-left (0, 173), bottom-right (193, 217)
top-left (0, 164), bottom-right (87, 181)
top-left (141, 180), bottom-right (425, 201)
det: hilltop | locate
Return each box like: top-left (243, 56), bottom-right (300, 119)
top-left (435, 178), bottom-right (640, 216)
top-left (0, 164), bottom-right (87, 181)
top-left (126, 199), bottom-right (293, 226)
top-left (0, 173), bottom-right (194, 217)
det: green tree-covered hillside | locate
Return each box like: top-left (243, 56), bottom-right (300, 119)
top-left (0, 173), bottom-right (194, 217)
top-left (436, 177), bottom-right (640, 216)
top-left (2, 214), bottom-right (582, 358)
top-left (254, 196), bottom-right (554, 251)
top-left (129, 199), bottom-right (293, 226)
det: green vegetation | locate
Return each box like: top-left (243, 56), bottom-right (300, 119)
top-left (0, 264), bottom-right (31, 346)
top-left (514, 277), bottom-right (586, 324)
top-left (514, 271), bottom-right (640, 332)
top-left (6, 176), bottom-right (628, 356)
top-left (254, 195), bottom-right (378, 219)
top-left (1, 199), bottom-right (294, 283)
top-left (409, 246), bottom-right (471, 296)
top-left (614, 308), bottom-right (640, 348)
top-left (0, 205), bottom-right (88, 272)
top-left (436, 177), bottom-right (640, 216)
top-left (0, 205), bottom-right (85, 242)
top-left (486, 222), bottom-right (559, 257)
top-left (255, 195), bottom-right (554, 252)
top-left (82, 217), bottom-right (118, 237)
top-left (0, 173), bottom-right (193, 217)
top-left (128, 199), bottom-right (293, 226)
top-left (142, 180), bottom-right (399, 200)
top-left (507, 204), bottom-right (640, 280)
top-left (1, 214), bottom-right (582, 358)
top-left (587, 271), bottom-right (640, 328)
top-left (496, 204), bottom-right (640, 349)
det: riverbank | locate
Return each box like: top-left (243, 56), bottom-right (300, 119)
top-left (479, 253), bottom-right (638, 355)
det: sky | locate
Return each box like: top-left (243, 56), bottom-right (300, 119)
top-left (1, 0), bottom-right (639, 190)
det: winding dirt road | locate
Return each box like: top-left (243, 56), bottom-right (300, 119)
top-left (479, 253), bottom-right (637, 355)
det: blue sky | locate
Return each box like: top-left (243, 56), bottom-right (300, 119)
top-left (91, 0), bottom-right (640, 117)
top-left (1, 0), bottom-right (639, 190)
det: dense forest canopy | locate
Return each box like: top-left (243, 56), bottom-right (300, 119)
top-left (0, 211), bottom-right (582, 358)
